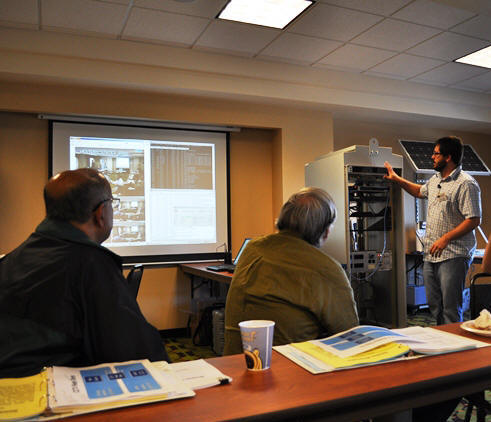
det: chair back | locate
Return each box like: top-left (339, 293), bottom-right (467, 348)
top-left (470, 272), bottom-right (491, 319)
top-left (126, 264), bottom-right (144, 298)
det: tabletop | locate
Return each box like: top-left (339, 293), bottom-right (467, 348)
top-left (67, 323), bottom-right (491, 422)
top-left (180, 262), bottom-right (234, 284)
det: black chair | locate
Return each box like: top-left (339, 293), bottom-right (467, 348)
top-left (463, 272), bottom-right (491, 422)
top-left (470, 272), bottom-right (491, 320)
top-left (126, 264), bottom-right (144, 298)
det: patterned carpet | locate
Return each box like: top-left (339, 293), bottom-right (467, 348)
top-left (164, 309), bottom-right (489, 422)
top-left (449, 395), bottom-right (491, 422)
top-left (165, 336), bottom-right (218, 362)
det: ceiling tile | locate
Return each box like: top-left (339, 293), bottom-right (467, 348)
top-left (42, 0), bottom-right (128, 36)
top-left (410, 62), bottom-right (488, 86)
top-left (258, 33), bottom-right (342, 65)
top-left (133, 0), bottom-right (227, 19)
top-left (288, 3), bottom-right (383, 42)
top-left (352, 18), bottom-right (440, 51)
top-left (123, 7), bottom-right (209, 46)
top-left (317, 0), bottom-right (412, 16)
top-left (451, 71), bottom-right (491, 92)
top-left (366, 53), bottom-right (445, 79)
top-left (0, 0), bottom-right (38, 26)
top-left (194, 20), bottom-right (280, 57)
top-left (315, 44), bottom-right (397, 72)
top-left (407, 32), bottom-right (490, 61)
top-left (451, 15), bottom-right (491, 41)
top-left (392, 0), bottom-right (475, 29)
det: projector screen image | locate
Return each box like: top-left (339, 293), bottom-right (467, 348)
top-left (51, 122), bottom-right (229, 262)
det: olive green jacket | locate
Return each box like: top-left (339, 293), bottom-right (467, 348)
top-left (223, 231), bottom-right (359, 355)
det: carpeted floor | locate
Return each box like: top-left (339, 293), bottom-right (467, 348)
top-left (165, 336), bottom-right (218, 362)
top-left (407, 307), bottom-right (436, 327)
top-left (449, 394), bottom-right (491, 422)
top-left (164, 308), bottom-right (489, 422)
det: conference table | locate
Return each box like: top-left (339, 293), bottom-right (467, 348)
top-left (68, 323), bottom-right (490, 422)
top-left (180, 262), bottom-right (233, 298)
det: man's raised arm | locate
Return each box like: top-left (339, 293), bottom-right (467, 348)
top-left (384, 161), bottom-right (423, 198)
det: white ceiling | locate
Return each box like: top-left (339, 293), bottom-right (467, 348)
top-left (0, 0), bottom-right (490, 92)
top-left (0, 0), bottom-right (490, 134)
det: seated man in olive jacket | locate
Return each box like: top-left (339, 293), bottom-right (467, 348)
top-left (224, 187), bottom-right (359, 355)
top-left (0, 168), bottom-right (169, 377)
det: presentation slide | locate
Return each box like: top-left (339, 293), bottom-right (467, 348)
top-left (51, 122), bottom-right (229, 261)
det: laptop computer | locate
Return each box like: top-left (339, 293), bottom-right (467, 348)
top-left (206, 238), bottom-right (251, 273)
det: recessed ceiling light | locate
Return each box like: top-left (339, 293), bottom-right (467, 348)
top-left (455, 45), bottom-right (491, 69)
top-left (218, 0), bottom-right (313, 29)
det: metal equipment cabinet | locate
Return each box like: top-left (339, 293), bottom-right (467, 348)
top-left (305, 140), bottom-right (406, 327)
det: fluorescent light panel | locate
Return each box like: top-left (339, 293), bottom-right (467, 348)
top-left (218, 0), bottom-right (313, 29)
top-left (455, 45), bottom-right (491, 69)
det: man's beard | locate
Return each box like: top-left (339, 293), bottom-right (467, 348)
top-left (434, 161), bottom-right (446, 173)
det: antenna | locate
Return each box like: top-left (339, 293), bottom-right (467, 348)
top-left (224, 243), bottom-right (232, 264)
top-left (216, 242), bottom-right (232, 263)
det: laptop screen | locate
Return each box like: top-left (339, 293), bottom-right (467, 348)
top-left (233, 238), bottom-right (251, 265)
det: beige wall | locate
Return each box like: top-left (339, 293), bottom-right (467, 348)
top-left (0, 112), bottom-right (48, 244)
top-left (333, 119), bottom-right (491, 251)
top-left (0, 80), bottom-right (334, 329)
top-left (0, 80), bottom-right (334, 201)
top-left (4, 79), bottom-right (489, 330)
top-left (230, 128), bottom-right (275, 251)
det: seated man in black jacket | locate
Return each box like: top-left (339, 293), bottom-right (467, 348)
top-left (0, 168), bottom-right (169, 377)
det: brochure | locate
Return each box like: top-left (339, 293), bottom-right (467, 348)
top-left (275, 342), bottom-right (410, 375)
top-left (274, 325), bottom-right (490, 374)
top-left (309, 325), bottom-right (485, 358)
top-left (0, 360), bottom-right (195, 421)
top-left (47, 360), bottom-right (195, 413)
top-left (309, 325), bottom-right (408, 358)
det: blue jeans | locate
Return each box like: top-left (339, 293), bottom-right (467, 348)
top-left (423, 257), bottom-right (470, 324)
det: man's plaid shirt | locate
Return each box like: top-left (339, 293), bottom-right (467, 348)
top-left (420, 166), bottom-right (481, 263)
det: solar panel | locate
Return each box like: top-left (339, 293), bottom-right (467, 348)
top-left (399, 140), bottom-right (490, 175)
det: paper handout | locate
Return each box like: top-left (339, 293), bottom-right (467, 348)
top-left (274, 325), bottom-right (489, 374)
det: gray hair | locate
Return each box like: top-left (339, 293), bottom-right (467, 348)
top-left (276, 187), bottom-right (337, 247)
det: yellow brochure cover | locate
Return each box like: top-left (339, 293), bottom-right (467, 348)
top-left (291, 341), bottom-right (410, 369)
top-left (0, 371), bottom-right (47, 421)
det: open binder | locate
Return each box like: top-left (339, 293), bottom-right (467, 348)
top-left (0, 359), bottom-right (195, 421)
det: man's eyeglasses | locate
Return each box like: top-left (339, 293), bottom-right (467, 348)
top-left (92, 197), bottom-right (120, 212)
top-left (432, 152), bottom-right (444, 157)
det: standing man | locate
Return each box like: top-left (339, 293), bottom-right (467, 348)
top-left (385, 136), bottom-right (481, 324)
top-left (0, 169), bottom-right (169, 377)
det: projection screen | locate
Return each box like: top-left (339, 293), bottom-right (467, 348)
top-left (50, 121), bottom-right (230, 264)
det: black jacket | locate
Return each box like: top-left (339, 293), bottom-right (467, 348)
top-left (0, 219), bottom-right (168, 377)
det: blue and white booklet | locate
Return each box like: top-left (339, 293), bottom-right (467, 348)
top-left (2, 359), bottom-right (233, 421)
top-left (47, 359), bottom-right (195, 414)
top-left (274, 325), bottom-right (490, 374)
top-left (310, 325), bottom-right (485, 358)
